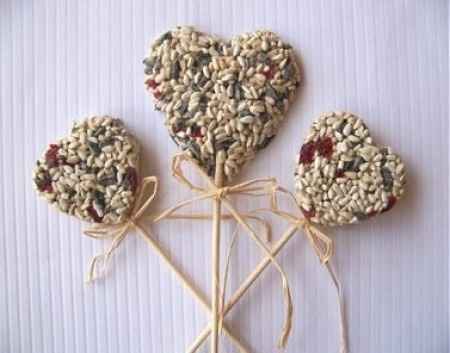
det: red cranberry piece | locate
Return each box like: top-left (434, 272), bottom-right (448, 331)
top-left (335, 169), bottom-right (345, 178)
top-left (45, 144), bottom-right (60, 168)
top-left (317, 137), bottom-right (333, 159)
top-left (263, 65), bottom-right (276, 80)
top-left (301, 207), bottom-right (315, 219)
top-left (381, 196), bottom-right (397, 213)
top-left (124, 167), bottom-right (139, 194)
top-left (42, 182), bottom-right (53, 193)
top-left (153, 90), bottom-right (162, 99)
top-left (299, 141), bottom-right (317, 164)
top-left (145, 79), bottom-right (158, 89)
top-left (87, 206), bottom-right (103, 223)
top-left (37, 172), bottom-right (53, 193)
top-left (367, 211), bottom-right (378, 218)
top-left (190, 126), bottom-right (203, 138)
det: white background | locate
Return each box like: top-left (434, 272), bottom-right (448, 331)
top-left (0, 0), bottom-right (448, 352)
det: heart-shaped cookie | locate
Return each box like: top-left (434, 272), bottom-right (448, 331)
top-left (33, 116), bottom-right (140, 224)
top-left (144, 26), bottom-right (301, 180)
top-left (294, 111), bottom-right (406, 226)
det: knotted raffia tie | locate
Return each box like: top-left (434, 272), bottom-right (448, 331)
top-left (84, 176), bottom-right (159, 282)
top-left (152, 153), bottom-right (294, 349)
top-left (187, 185), bottom-right (348, 353)
top-left (267, 186), bottom-right (349, 353)
top-left (82, 153), bottom-right (292, 352)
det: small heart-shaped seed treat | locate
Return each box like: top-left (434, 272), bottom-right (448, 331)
top-left (144, 26), bottom-right (301, 179)
top-left (295, 112), bottom-right (406, 226)
top-left (33, 116), bottom-right (140, 224)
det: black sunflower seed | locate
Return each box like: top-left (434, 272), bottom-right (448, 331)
top-left (206, 158), bottom-right (215, 177)
top-left (343, 156), bottom-right (365, 172)
top-left (381, 167), bottom-right (394, 191)
top-left (257, 53), bottom-right (270, 64)
top-left (171, 61), bottom-right (181, 80)
top-left (239, 109), bottom-right (253, 117)
top-left (234, 83), bottom-right (243, 99)
top-left (214, 138), bottom-right (233, 151)
top-left (87, 141), bottom-right (101, 156)
top-left (197, 53), bottom-right (212, 67)
top-left (100, 137), bottom-right (114, 148)
top-left (93, 126), bottom-right (106, 137)
top-left (159, 31), bottom-right (172, 43)
top-left (342, 161), bottom-right (354, 171)
top-left (94, 190), bottom-right (105, 209)
top-left (143, 57), bottom-right (154, 74)
top-left (282, 62), bottom-right (295, 80)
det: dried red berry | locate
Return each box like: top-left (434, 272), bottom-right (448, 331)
top-left (190, 126), bottom-right (203, 138)
top-left (263, 65), bottom-right (276, 80)
top-left (381, 196), bottom-right (397, 213)
top-left (317, 137), bottom-right (333, 159)
top-left (301, 207), bottom-right (315, 219)
top-left (299, 141), bottom-right (317, 164)
top-left (367, 211), bottom-right (378, 218)
top-left (87, 206), bottom-right (103, 223)
top-left (42, 182), bottom-right (53, 193)
top-left (124, 167), bottom-right (138, 194)
top-left (45, 144), bottom-right (60, 168)
top-left (36, 172), bottom-right (53, 193)
top-left (153, 90), bottom-right (162, 99)
top-left (145, 79), bottom-right (158, 89)
top-left (335, 169), bottom-right (345, 178)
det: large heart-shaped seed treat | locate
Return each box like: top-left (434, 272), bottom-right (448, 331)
top-left (33, 116), bottom-right (140, 224)
top-left (144, 26), bottom-right (301, 179)
top-left (294, 112), bottom-right (406, 226)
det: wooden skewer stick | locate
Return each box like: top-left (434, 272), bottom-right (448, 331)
top-left (211, 151), bottom-right (226, 353)
top-left (133, 223), bottom-right (248, 353)
top-left (188, 224), bottom-right (298, 353)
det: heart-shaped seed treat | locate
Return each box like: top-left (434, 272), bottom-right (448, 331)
top-left (294, 112), bottom-right (406, 226)
top-left (144, 26), bottom-right (301, 179)
top-left (33, 116), bottom-right (140, 224)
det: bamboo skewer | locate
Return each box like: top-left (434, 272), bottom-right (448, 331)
top-left (188, 224), bottom-right (298, 353)
top-left (211, 151), bottom-right (225, 353)
top-left (133, 223), bottom-right (248, 353)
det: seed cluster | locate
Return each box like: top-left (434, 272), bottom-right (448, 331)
top-left (33, 116), bottom-right (140, 224)
top-left (294, 112), bottom-right (406, 226)
top-left (144, 26), bottom-right (301, 180)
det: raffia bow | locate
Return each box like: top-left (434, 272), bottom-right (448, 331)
top-left (84, 176), bottom-right (158, 282)
top-left (187, 185), bottom-right (348, 353)
top-left (268, 186), bottom-right (348, 353)
top-left (153, 153), bottom-right (293, 349)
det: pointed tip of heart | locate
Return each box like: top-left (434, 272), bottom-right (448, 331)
top-left (144, 26), bottom-right (302, 181)
top-left (33, 116), bottom-right (141, 224)
top-left (295, 111), bottom-right (406, 227)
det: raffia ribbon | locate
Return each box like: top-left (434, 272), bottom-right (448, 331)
top-left (84, 172), bottom-right (252, 352)
top-left (82, 153), bottom-right (345, 352)
top-left (268, 186), bottom-right (349, 353)
top-left (84, 176), bottom-right (159, 282)
top-left (152, 153), bottom-right (293, 349)
top-left (187, 185), bottom-right (348, 353)
top-left (82, 153), bottom-right (292, 351)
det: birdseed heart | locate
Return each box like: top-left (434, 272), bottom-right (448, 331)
top-left (294, 112), bottom-right (406, 226)
top-left (33, 116), bottom-right (140, 224)
top-left (144, 26), bottom-right (301, 180)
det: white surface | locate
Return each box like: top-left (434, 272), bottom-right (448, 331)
top-left (0, 1), bottom-right (448, 352)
